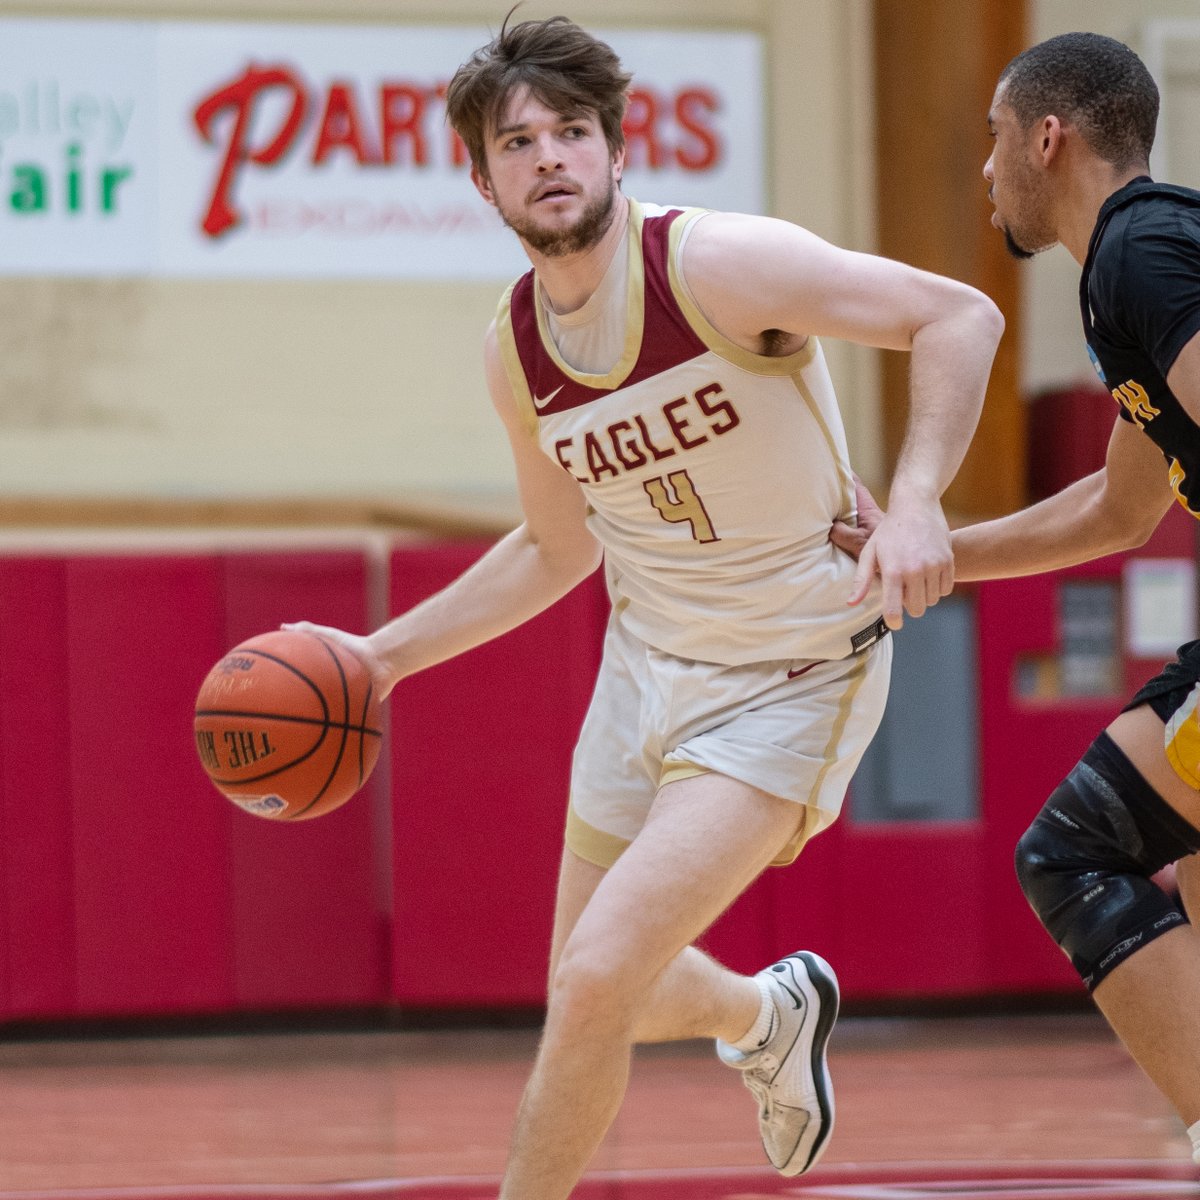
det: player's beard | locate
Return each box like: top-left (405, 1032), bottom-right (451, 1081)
top-left (499, 176), bottom-right (620, 257)
top-left (995, 161), bottom-right (1056, 261)
top-left (1002, 225), bottom-right (1037, 260)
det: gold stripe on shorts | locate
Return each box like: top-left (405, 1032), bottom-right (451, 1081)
top-left (659, 759), bottom-right (708, 788)
top-left (565, 804), bottom-right (630, 869)
top-left (807, 650), bottom-right (870, 803)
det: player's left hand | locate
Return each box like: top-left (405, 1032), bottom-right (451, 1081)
top-left (843, 492), bottom-right (953, 629)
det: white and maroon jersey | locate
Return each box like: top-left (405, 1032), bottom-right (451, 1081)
top-left (495, 198), bottom-right (883, 666)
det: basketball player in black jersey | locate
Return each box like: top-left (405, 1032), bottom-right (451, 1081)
top-left (838, 32), bottom-right (1200, 1161)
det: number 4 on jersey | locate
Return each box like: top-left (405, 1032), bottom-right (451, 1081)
top-left (643, 470), bottom-right (719, 543)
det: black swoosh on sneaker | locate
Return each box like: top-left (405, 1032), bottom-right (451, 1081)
top-left (771, 961), bottom-right (804, 1009)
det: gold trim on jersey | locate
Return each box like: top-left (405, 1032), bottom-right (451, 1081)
top-left (495, 281), bottom-right (539, 436)
top-left (667, 209), bottom-right (818, 376)
top-left (532, 201), bottom-right (646, 390)
top-left (791, 365), bottom-right (857, 521)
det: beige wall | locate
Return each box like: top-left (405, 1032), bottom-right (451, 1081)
top-left (0, 0), bottom-right (878, 512)
top-left (9, 0), bottom-right (1182, 509)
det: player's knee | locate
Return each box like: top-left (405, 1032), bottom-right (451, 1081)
top-left (1013, 733), bottom-right (1197, 992)
top-left (1013, 818), bottom-right (1061, 919)
top-left (547, 944), bottom-right (636, 1032)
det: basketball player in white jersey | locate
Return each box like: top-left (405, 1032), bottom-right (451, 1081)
top-left (287, 14), bottom-right (1002, 1198)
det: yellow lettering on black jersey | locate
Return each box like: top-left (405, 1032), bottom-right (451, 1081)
top-left (1168, 459), bottom-right (1200, 519)
top-left (1112, 379), bottom-right (1160, 428)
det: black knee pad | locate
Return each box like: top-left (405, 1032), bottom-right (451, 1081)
top-left (1015, 732), bottom-right (1200, 991)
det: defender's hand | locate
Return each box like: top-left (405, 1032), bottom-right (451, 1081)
top-left (830, 474), bottom-right (885, 562)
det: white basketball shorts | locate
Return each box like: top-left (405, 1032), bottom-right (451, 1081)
top-left (566, 615), bottom-right (892, 869)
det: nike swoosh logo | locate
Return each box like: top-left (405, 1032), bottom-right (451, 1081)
top-left (787, 660), bottom-right (824, 679)
top-left (533, 385), bottom-right (565, 411)
top-left (772, 963), bottom-right (805, 1009)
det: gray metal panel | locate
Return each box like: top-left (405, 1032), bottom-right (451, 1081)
top-left (851, 594), bottom-right (979, 823)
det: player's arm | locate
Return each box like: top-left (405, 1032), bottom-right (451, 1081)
top-left (683, 212), bottom-right (1003, 627)
top-left (949, 415), bottom-right (1171, 580)
top-left (287, 324), bottom-right (600, 696)
top-left (835, 416), bottom-right (1174, 580)
top-left (948, 318), bottom-right (1200, 581)
top-left (1167, 327), bottom-right (1200, 427)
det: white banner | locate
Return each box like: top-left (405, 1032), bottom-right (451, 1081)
top-left (0, 18), bottom-right (763, 279)
top-left (0, 18), bottom-right (157, 274)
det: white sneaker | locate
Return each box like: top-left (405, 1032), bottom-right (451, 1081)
top-left (716, 951), bottom-right (839, 1176)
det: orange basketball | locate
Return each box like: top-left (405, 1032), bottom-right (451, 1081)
top-left (193, 629), bottom-right (384, 821)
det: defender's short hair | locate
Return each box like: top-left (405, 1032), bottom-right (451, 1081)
top-left (445, 13), bottom-right (632, 174)
top-left (999, 32), bottom-right (1159, 168)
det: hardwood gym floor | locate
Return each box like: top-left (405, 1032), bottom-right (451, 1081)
top-left (0, 1008), bottom-right (1192, 1198)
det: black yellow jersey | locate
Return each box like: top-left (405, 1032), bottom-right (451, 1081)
top-left (1081, 177), bottom-right (1200, 516)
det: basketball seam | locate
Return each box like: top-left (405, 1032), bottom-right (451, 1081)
top-left (195, 708), bottom-right (383, 737)
top-left (289, 635), bottom-right (353, 818)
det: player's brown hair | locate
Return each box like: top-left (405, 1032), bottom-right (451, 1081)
top-left (999, 32), bottom-right (1159, 169)
top-left (445, 11), bottom-right (632, 176)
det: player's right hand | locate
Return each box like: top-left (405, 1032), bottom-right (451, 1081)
top-left (837, 475), bottom-right (954, 628)
top-left (280, 621), bottom-right (399, 699)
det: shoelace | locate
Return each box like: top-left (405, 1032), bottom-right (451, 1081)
top-left (741, 1065), bottom-right (776, 1119)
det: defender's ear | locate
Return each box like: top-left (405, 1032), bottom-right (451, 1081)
top-left (1039, 115), bottom-right (1065, 166)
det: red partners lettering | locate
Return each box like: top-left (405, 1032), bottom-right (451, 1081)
top-left (694, 382), bottom-right (740, 434)
top-left (380, 85), bottom-right (432, 166)
top-left (663, 397), bottom-right (709, 450)
top-left (193, 64), bottom-right (307, 238)
top-left (622, 88), bottom-right (664, 169)
top-left (675, 89), bottom-right (720, 170)
top-left (312, 82), bottom-right (380, 165)
top-left (433, 83), bottom-right (471, 167)
top-left (622, 85), bottom-right (723, 172)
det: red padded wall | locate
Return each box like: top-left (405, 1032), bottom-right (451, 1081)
top-left (221, 550), bottom-right (387, 1010)
top-left (389, 543), bottom-right (607, 1007)
top-left (9, 530), bottom-right (1187, 1024)
top-left (701, 800), bottom-right (989, 1001)
top-left (977, 568), bottom-right (1122, 995)
top-left (0, 559), bottom-right (76, 1018)
top-left (827, 822), bottom-right (990, 998)
top-left (66, 555), bottom-right (235, 1017)
top-left (1027, 386), bottom-right (1113, 500)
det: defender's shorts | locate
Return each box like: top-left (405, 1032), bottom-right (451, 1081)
top-left (567, 617), bottom-right (893, 870)
top-left (1124, 640), bottom-right (1200, 789)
